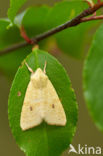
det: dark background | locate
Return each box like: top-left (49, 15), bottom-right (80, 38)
top-left (0, 0), bottom-right (103, 156)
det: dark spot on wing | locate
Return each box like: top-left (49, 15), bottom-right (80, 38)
top-left (52, 104), bottom-right (55, 108)
top-left (30, 106), bottom-right (33, 111)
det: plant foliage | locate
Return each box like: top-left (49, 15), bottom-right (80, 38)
top-left (8, 49), bottom-right (78, 156)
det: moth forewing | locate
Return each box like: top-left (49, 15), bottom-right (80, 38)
top-left (20, 68), bottom-right (67, 131)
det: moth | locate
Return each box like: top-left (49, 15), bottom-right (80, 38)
top-left (20, 62), bottom-right (67, 131)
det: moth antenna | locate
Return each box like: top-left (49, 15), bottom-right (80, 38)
top-left (25, 62), bottom-right (34, 73)
top-left (43, 61), bottom-right (47, 74)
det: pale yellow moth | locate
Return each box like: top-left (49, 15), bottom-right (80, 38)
top-left (20, 63), bottom-right (67, 131)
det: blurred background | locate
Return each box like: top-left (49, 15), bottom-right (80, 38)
top-left (0, 0), bottom-right (103, 156)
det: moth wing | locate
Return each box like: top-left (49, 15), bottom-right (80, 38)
top-left (20, 81), bottom-right (43, 131)
top-left (20, 68), bottom-right (67, 130)
top-left (43, 79), bottom-right (67, 126)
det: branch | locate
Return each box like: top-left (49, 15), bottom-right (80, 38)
top-left (81, 15), bottom-right (103, 22)
top-left (0, 2), bottom-right (103, 56)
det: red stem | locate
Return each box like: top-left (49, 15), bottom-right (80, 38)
top-left (81, 15), bottom-right (103, 22)
top-left (20, 26), bottom-right (34, 44)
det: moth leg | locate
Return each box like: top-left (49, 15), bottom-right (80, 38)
top-left (43, 61), bottom-right (47, 74)
top-left (25, 62), bottom-right (34, 73)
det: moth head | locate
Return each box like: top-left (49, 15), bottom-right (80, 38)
top-left (31, 68), bottom-right (48, 88)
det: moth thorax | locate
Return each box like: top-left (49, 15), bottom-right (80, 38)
top-left (31, 68), bottom-right (48, 88)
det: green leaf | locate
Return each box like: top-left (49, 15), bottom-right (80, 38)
top-left (0, 19), bottom-right (21, 50)
top-left (8, 0), bottom-right (27, 22)
top-left (46, 1), bottom-right (86, 29)
top-left (21, 1), bottom-right (99, 58)
top-left (22, 6), bottom-right (49, 37)
top-left (83, 23), bottom-right (103, 132)
top-left (0, 46), bottom-right (32, 78)
top-left (55, 22), bottom-right (97, 58)
top-left (0, 19), bottom-right (31, 77)
top-left (0, 1), bottom-right (99, 78)
top-left (0, 6), bottom-right (48, 77)
top-left (0, 6), bottom-right (49, 77)
top-left (8, 49), bottom-right (78, 156)
top-left (45, 1), bottom-right (99, 58)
